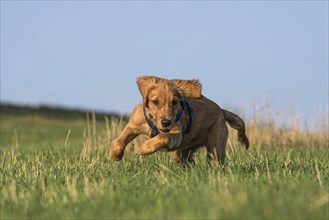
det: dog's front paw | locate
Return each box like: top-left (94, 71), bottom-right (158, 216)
top-left (109, 143), bottom-right (125, 161)
top-left (137, 142), bottom-right (156, 155)
top-left (109, 149), bottom-right (124, 161)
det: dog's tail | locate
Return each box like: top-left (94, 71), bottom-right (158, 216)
top-left (223, 109), bottom-right (249, 149)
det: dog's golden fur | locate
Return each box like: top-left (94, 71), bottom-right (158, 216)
top-left (109, 76), bottom-right (249, 164)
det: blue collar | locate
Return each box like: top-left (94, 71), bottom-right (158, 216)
top-left (143, 99), bottom-right (193, 138)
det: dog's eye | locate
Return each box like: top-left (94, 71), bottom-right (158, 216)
top-left (152, 99), bottom-right (159, 106)
top-left (172, 100), bottom-right (178, 106)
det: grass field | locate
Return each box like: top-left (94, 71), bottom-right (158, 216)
top-left (0, 108), bottom-right (328, 219)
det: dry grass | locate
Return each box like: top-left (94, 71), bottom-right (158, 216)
top-left (228, 105), bottom-right (328, 149)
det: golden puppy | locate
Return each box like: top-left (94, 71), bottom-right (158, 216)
top-left (109, 76), bottom-right (249, 164)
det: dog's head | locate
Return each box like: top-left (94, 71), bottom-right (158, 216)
top-left (137, 76), bottom-right (202, 132)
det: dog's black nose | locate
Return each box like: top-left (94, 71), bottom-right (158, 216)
top-left (161, 119), bottom-right (172, 127)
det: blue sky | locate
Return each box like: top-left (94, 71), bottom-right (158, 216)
top-left (1, 1), bottom-right (328, 124)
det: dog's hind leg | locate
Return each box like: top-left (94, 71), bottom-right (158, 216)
top-left (206, 118), bottom-right (228, 164)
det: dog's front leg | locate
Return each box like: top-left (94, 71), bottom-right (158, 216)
top-left (138, 133), bottom-right (182, 155)
top-left (109, 124), bottom-right (138, 161)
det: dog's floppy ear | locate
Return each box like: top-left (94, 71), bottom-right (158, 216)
top-left (170, 79), bottom-right (202, 98)
top-left (136, 76), bottom-right (160, 107)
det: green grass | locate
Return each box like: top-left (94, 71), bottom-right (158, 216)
top-left (0, 114), bottom-right (328, 219)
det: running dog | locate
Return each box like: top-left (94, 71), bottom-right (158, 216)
top-left (109, 76), bottom-right (249, 164)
